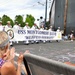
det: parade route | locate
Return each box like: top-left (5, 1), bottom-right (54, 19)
top-left (13, 40), bottom-right (75, 63)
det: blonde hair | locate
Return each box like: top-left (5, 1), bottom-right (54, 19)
top-left (0, 31), bottom-right (9, 50)
top-left (0, 31), bottom-right (8, 44)
top-left (0, 32), bottom-right (9, 58)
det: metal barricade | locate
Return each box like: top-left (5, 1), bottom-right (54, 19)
top-left (23, 54), bottom-right (75, 75)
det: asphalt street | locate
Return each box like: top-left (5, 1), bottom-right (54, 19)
top-left (13, 40), bottom-right (75, 63)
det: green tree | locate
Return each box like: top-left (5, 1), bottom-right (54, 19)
top-left (1, 15), bottom-right (14, 26)
top-left (14, 15), bottom-right (23, 27)
top-left (0, 17), bottom-right (1, 21)
top-left (21, 22), bottom-right (25, 27)
top-left (25, 14), bottom-right (35, 27)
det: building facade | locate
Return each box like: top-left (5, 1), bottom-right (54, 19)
top-left (50, 0), bottom-right (75, 35)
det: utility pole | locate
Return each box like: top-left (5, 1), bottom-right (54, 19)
top-left (44, 0), bottom-right (47, 29)
top-left (64, 0), bottom-right (68, 35)
top-left (49, 0), bottom-right (54, 25)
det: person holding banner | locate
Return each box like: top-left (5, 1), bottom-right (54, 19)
top-left (48, 26), bottom-right (53, 42)
top-left (13, 21), bottom-right (20, 44)
top-left (56, 27), bottom-right (61, 42)
top-left (0, 21), bottom-right (4, 31)
top-left (40, 25), bottom-right (46, 43)
top-left (18, 24), bottom-right (22, 29)
top-left (31, 23), bottom-right (39, 44)
top-left (48, 26), bottom-right (53, 31)
top-left (5, 21), bottom-right (12, 29)
top-left (23, 22), bottom-right (30, 30)
top-left (13, 21), bottom-right (22, 29)
top-left (31, 23), bottom-right (40, 44)
top-left (13, 21), bottom-right (19, 29)
top-left (5, 21), bottom-right (13, 46)
top-left (40, 25), bottom-right (44, 30)
top-left (31, 23), bottom-right (38, 30)
top-left (57, 27), bottom-right (60, 32)
top-left (23, 22), bottom-right (30, 45)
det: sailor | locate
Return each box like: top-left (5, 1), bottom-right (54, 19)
top-left (5, 21), bottom-right (13, 46)
top-left (0, 21), bottom-right (3, 31)
top-left (31, 23), bottom-right (38, 30)
top-left (56, 27), bottom-right (61, 42)
top-left (18, 24), bottom-right (22, 29)
top-left (5, 21), bottom-right (12, 29)
top-left (48, 25), bottom-right (53, 31)
top-left (13, 21), bottom-right (20, 44)
top-left (48, 26), bottom-right (53, 42)
top-left (31, 23), bottom-right (39, 44)
top-left (40, 25), bottom-right (44, 30)
top-left (57, 27), bottom-right (60, 32)
top-left (23, 22), bottom-right (30, 45)
top-left (40, 25), bottom-right (46, 43)
top-left (13, 21), bottom-right (19, 29)
top-left (23, 22), bottom-right (30, 29)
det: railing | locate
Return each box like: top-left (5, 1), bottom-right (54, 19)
top-left (23, 54), bottom-right (75, 75)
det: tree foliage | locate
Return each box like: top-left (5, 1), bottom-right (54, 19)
top-left (14, 15), bottom-right (23, 27)
top-left (0, 14), bottom-right (47, 28)
top-left (1, 15), bottom-right (14, 26)
top-left (25, 14), bottom-right (35, 27)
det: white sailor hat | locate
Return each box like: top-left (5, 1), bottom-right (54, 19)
top-left (50, 25), bottom-right (52, 28)
top-left (58, 27), bottom-right (60, 29)
top-left (25, 22), bottom-right (28, 25)
top-left (19, 24), bottom-right (21, 26)
top-left (15, 21), bottom-right (18, 22)
top-left (7, 21), bottom-right (10, 23)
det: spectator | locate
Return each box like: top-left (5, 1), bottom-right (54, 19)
top-left (0, 21), bottom-right (3, 31)
top-left (0, 31), bottom-right (27, 75)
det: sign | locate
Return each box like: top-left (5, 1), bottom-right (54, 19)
top-left (5, 28), bottom-right (62, 41)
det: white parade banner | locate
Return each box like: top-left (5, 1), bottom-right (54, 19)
top-left (5, 28), bottom-right (62, 41)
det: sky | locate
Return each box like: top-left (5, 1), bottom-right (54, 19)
top-left (0, 0), bottom-right (53, 22)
